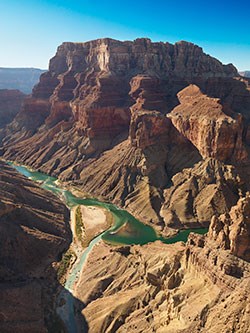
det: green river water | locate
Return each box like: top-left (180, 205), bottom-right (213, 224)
top-left (10, 163), bottom-right (207, 245)
top-left (9, 162), bottom-right (208, 332)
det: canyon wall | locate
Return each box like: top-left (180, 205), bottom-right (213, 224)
top-left (1, 38), bottom-right (250, 232)
top-left (1, 38), bottom-right (250, 332)
top-left (0, 161), bottom-right (71, 332)
top-left (74, 195), bottom-right (250, 332)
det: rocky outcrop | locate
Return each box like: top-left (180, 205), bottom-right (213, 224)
top-left (2, 38), bottom-right (250, 230)
top-left (209, 195), bottom-right (250, 261)
top-left (196, 76), bottom-right (250, 120)
top-left (160, 158), bottom-right (245, 230)
top-left (168, 85), bottom-right (248, 163)
top-left (0, 161), bottom-right (71, 332)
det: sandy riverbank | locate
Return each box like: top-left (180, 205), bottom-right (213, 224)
top-left (81, 206), bottom-right (109, 235)
top-left (73, 205), bottom-right (113, 247)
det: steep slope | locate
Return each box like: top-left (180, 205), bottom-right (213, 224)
top-left (0, 161), bottom-right (71, 332)
top-left (1, 38), bottom-right (250, 230)
top-left (0, 68), bottom-right (46, 94)
top-left (74, 195), bottom-right (250, 333)
top-left (160, 158), bottom-right (245, 230)
top-left (168, 84), bottom-right (247, 163)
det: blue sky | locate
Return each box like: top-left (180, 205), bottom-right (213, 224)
top-left (0, 0), bottom-right (249, 70)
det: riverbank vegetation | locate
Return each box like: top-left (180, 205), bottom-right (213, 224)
top-left (75, 205), bottom-right (86, 246)
top-left (57, 248), bottom-right (77, 284)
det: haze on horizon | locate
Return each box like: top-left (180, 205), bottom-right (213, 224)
top-left (1, 0), bottom-right (249, 71)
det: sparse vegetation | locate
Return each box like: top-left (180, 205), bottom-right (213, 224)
top-left (75, 205), bottom-right (86, 246)
top-left (57, 248), bottom-right (76, 284)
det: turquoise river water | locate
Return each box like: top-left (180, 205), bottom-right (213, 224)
top-left (10, 163), bottom-right (207, 245)
top-left (9, 162), bottom-right (208, 332)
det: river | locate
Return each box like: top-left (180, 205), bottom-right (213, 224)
top-left (9, 162), bottom-right (208, 332)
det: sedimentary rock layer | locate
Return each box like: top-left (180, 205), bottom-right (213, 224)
top-left (1, 38), bottom-right (250, 333)
top-left (1, 38), bottom-right (250, 229)
top-left (74, 196), bottom-right (250, 333)
top-left (168, 84), bottom-right (248, 163)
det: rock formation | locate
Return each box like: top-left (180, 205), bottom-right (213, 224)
top-left (160, 158), bottom-right (246, 230)
top-left (168, 84), bottom-right (247, 163)
top-left (209, 195), bottom-right (250, 261)
top-left (1, 38), bottom-right (250, 333)
top-left (1, 38), bottom-right (250, 232)
top-left (74, 196), bottom-right (250, 332)
top-left (0, 161), bottom-right (71, 332)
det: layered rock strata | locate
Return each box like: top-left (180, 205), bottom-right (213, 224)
top-left (168, 84), bottom-right (248, 163)
top-left (0, 161), bottom-right (71, 332)
top-left (74, 196), bottom-right (250, 333)
top-left (160, 158), bottom-right (245, 229)
top-left (209, 195), bottom-right (250, 261)
top-left (1, 38), bottom-right (250, 231)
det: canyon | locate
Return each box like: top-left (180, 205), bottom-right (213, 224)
top-left (1, 38), bottom-right (250, 332)
top-left (75, 195), bottom-right (250, 332)
top-left (2, 38), bottom-right (250, 233)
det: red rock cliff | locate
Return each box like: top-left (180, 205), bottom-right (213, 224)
top-left (2, 38), bottom-right (250, 230)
